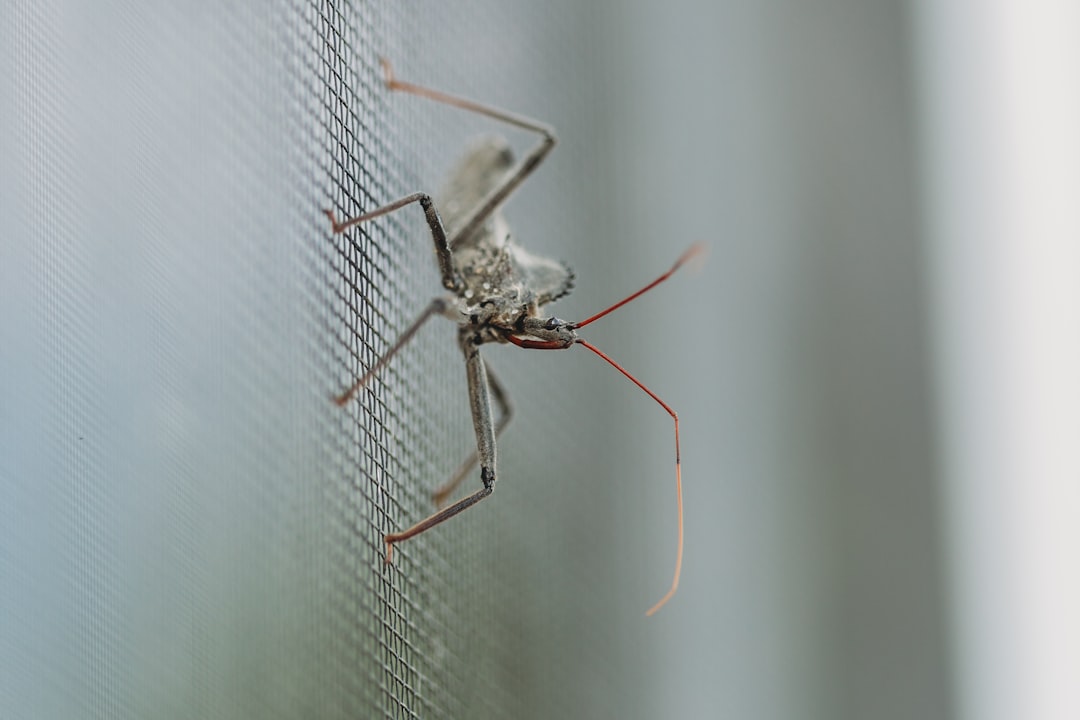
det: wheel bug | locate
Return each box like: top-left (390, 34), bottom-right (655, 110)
top-left (326, 58), bottom-right (701, 616)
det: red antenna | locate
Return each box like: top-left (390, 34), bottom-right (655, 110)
top-left (576, 340), bottom-right (684, 616)
top-left (572, 244), bottom-right (705, 330)
top-left (568, 244), bottom-right (702, 615)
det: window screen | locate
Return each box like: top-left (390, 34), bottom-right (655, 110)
top-left (1, 1), bottom-right (651, 718)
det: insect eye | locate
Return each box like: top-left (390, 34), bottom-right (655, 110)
top-left (545, 317), bottom-right (561, 330)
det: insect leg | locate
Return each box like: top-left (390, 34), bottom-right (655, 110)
top-left (324, 193), bottom-right (461, 292)
top-left (432, 363), bottom-right (513, 508)
top-left (383, 337), bottom-right (498, 562)
top-left (334, 297), bottom-right (449, 406)
top-left (378, 58), bottom-right (557, 248)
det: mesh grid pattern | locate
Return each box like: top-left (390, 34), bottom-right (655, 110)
top-left (2, 1), bottom-right (644, 718)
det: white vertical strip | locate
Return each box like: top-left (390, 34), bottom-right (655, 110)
top-left (916, 2), bottom-right (1080, 719)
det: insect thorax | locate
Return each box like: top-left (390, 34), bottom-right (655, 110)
top-left (449, 228), bottom-right (574, 337)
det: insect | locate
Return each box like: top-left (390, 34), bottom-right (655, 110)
top-left (326, 58), bottom-right (701, 616)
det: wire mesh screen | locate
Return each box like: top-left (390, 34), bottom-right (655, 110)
top-left (1, 1), bottom-right (655, 718)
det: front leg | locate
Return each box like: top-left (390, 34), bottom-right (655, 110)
top-left (324, 192), bottom-right (461, 292)
top-left (383, 336), bottom-right (497, 562)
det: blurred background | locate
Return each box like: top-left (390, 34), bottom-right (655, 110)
top-left (2, 1), bottom-right (1076, 718)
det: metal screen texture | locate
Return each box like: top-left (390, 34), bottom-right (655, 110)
top-left (2, 2), bottom-right (647, 718)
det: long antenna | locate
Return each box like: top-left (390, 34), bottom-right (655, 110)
top-left (576, 340), bottom-right (683, 617)
top-left (572, 243), bottom-right (704, 330)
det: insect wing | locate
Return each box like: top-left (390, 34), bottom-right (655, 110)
top-left (439, 136), bottom-right (573, 306)
top-left (438, 136), bottom-right (516, 243)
